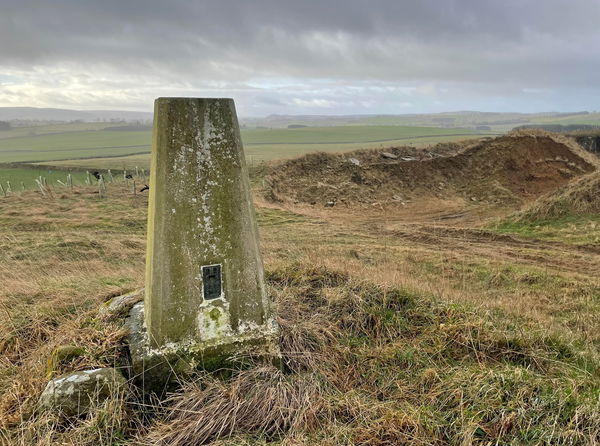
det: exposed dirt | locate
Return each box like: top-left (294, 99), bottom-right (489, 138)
top-left (515, 169), bottom-right (600, 220)
top-left (265, 132), bottom-right (598, 211)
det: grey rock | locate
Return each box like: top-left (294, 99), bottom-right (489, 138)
top-left (39, 368), bottom-right (127, 417)
top-left (381, 152), bottom-right (398, 159)
top-left (99, 288), bottom-right (144, 318)
top-left (348, 157), bottom-right (361, 166)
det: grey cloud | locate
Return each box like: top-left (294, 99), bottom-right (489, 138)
top-left (0, 0), bottom-right (599, 113)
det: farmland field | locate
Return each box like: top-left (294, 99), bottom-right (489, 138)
top-left (0, 166), bottom-right (89, 190)
top-left (0, 122), bottom-right (131, 140)
top-left (0, 123), bottom-right (493, 177)
top-left (244, 111), bottom-right (600, 132)
top-left (529, 112), bottom-right (600, 126)
top-left (0, 130), bottom-right (151, 163)
top-left (241, 125), bottom-right (480, 144)
top-left (39, 133), bottom-right (488, 170)
top-left (0, 124), bottom-right (488, 165)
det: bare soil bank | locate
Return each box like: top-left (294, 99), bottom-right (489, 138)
top-left (265, 132), bottom-right (598, 209)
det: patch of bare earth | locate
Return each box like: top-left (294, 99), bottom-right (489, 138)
top-left (265, 132), bottom-right (598, 219)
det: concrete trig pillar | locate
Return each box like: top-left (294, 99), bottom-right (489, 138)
top-left (128, 98), bottom-right (278, 389)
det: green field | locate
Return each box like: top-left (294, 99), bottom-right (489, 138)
top-left (0, 122), bottom-right (131, 140)
top-left (242, 125), bottom-right (479, 144)
top-left (0, 130), bottom-right (151, 163)
top-left (0, 166), bottom-right (89, 190)
top-left (42, 153), bottom-right (153, 171)
top-left (529, 112), bottom-right (600, 126)
top-left (38, 133), bottom-right (487, 170)
top-left (0, 123), bottom-right (492, 174)
top-left (244, 111), bottom-right (600, 131)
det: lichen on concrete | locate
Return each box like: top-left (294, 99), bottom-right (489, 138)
top-left (131, 98), bottom-right (279, 391)
top-left (126, 301), bottom-right (279, 393)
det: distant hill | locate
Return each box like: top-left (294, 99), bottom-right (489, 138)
top-left (1, 107), bottom-right (599, 131)
top-left (513, 124), bottom-right (600, 133)
top-left (0, 107), bottom-right (153, 123)
top-left (242, 111), bottom-right (599, 131)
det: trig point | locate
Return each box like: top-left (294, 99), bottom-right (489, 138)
top-left (127, 98), bottom-right (278, 390)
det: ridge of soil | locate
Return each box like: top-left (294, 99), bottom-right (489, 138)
top-left (265, 132), bottom-right (598, 210)
top-left (515, 169), bottom-right (600, 220)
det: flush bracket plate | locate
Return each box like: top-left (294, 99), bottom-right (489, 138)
top-left (202, 264), bottom-right (222, 300)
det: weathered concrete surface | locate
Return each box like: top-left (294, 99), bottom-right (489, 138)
top-left (39, 368), bottom-right (127, 417)
top-left (128, 98), bottom-right (278, 391)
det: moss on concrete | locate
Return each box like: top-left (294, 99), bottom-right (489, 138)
top-left (145, 98), bottom-right (273, 346)
top-left (134, 98), bottom-right (279, 390)
top-left (126, 302), bottom-right (279, 393)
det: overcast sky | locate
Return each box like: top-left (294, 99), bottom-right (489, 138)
top-left (1, 0), bottom-right (599, 116)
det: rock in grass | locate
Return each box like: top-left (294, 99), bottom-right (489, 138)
top-left (46, 345), bottom-right (86, 379)
top-left (380, 152), bottom-right (398, 159)
top-left (99, 288), bottom-right (144, 318)
top-left (39, 368), bottom-right (127, 417)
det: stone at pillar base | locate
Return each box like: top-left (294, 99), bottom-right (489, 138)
top-left (126, 302), bottom-right (281, 393)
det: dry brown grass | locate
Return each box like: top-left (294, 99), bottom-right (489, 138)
top-left (515, 170), bottom-right (600, 220)
top-left (139, 261), bottom-right (599, 445)
top-left (140, 367), bottom-right (324, 446)
top-left (0, 185), bottom-right (147, 444)
top-left (1, 173), bottom-right (599, 445)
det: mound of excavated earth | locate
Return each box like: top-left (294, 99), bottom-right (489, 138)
top-left (516, 170), bottom-right (600, 220)
top-left (265, 133), bottom-right (598, 209)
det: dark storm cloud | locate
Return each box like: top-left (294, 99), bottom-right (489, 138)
top-left (1, 0), bottom-right (599, 113)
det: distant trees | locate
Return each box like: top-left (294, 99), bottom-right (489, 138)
top-left (514, 124), bottom-right (600, 133)
top-left (0, 121), bottom-right (11, 131)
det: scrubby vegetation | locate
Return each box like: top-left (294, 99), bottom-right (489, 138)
top-left (138, 266), bottom-right (600, 445)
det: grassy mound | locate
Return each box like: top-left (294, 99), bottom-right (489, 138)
top-left (492, 169), bottom-right (600, 246)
